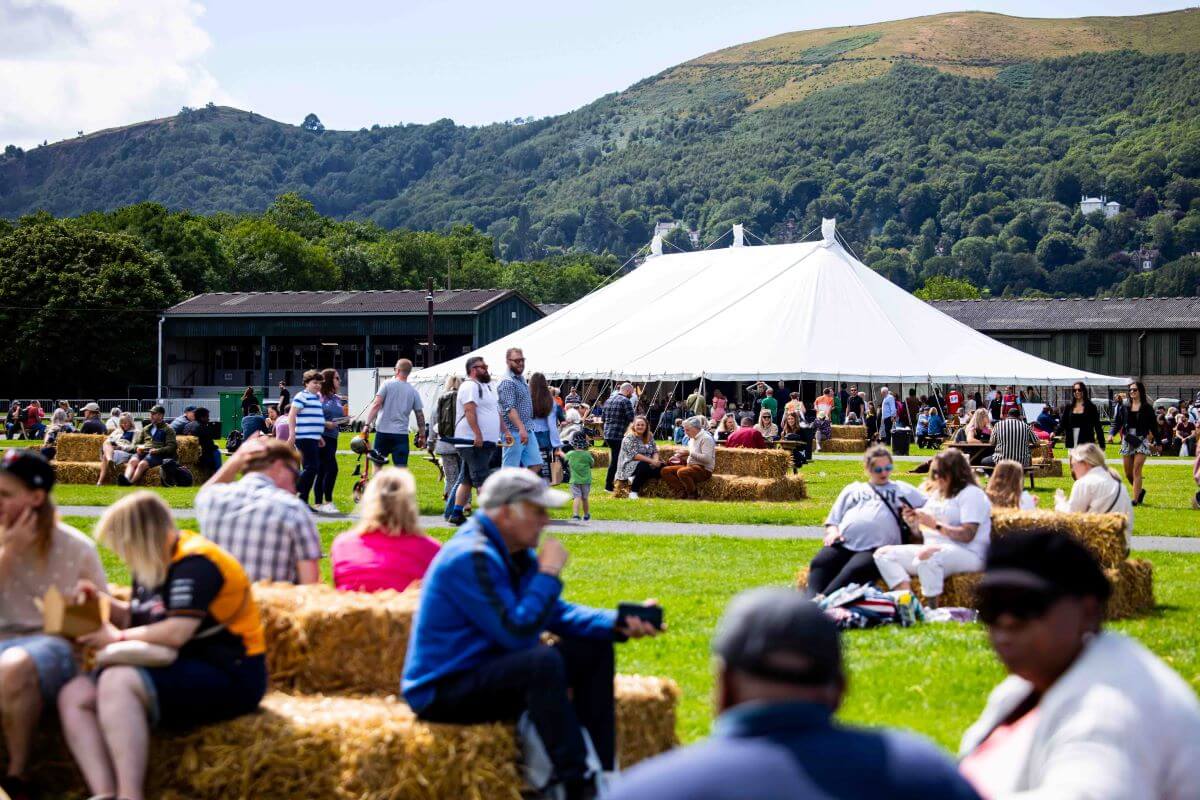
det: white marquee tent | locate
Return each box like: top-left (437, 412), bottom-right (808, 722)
top-left (410, 221), bottom-right (1127, 403)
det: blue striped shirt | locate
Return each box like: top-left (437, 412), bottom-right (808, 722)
top-left (292, 390), bottom-right (326, 440)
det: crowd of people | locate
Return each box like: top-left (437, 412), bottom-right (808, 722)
top-left (4, 366), bottom-right (1200, 799)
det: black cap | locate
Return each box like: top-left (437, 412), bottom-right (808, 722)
top-left (979, 532), bottom-right (1111, 603)
top-left (0, 449), bottom-right (56, 492)
top-left (150, 405), bottom-right (166, 415)
top-left (712, 588), bottom-right (842, 686)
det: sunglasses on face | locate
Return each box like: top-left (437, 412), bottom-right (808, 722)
top-left (871, 464), bottom-right (894, 474)
top-left (1129, 388), bottom-right (1139, 394)
top-left (976, 590), bottom-right (1057, 625)
top-left (1073, 388), bottom-right (1083, 393)
top-left (509, 357), bottom-right (526, 363)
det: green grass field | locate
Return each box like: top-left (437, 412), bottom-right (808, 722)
top-left (62, 514), bottom-right (1200, 751)
top-left (47, 439), bottom-right (1200, 536)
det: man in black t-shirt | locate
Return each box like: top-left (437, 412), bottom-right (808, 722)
top-left (79, 403), bottom-right (107, 434)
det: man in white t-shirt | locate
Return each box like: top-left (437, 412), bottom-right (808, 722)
top-left (448, 356), bottom-right (503, 525)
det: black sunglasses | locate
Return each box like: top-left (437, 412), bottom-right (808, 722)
top-left (976, 589), bottom-right (1058, 625)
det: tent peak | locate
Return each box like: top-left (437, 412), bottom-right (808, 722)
top-left (821, 218), bottom-right (837, 248)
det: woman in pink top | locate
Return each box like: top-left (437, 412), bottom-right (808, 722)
top-left (331, 467), bottom-right (440, 592)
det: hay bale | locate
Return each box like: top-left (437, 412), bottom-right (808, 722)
top-left (830, 425), bottom-right (867, 441)
top-left (659, 445), bottom-right (789, 479)
top-left (1031, 458), bottom-right (1064, 478)
top-left (1032, 443), bottom-right (1055, 460)
top-left (991, 509), bottom-right (1127, 568)
top-left (589, 448), bottom-right (610, 469)
top-left (55, 433), bottom-right (106, 462)
top-left (612, 479), bottom-right (630, 498)
top-left (636, 473), bottom-right (805, 502)
top-left (1105, 559), bottom-right (1155, 620)
top-left (816, 438), bottom-right (867, 454)
top-left (252, 583), bottom-right (418, 696)
top-left (616, 674), bottom-right (681, 766)
top-left (176, 435), bottom-right (201, 466)
top-left (53, 461), bottom-right (162, 486)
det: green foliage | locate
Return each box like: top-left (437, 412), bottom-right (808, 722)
top-left (1116, 255), bottom-right (1200, 297)
top-left (914, 275), bottom-right (982, 300)
top-left (797, 33), bottom-right (880, 63)
top-left (0, 222), bottom-right (185, 393)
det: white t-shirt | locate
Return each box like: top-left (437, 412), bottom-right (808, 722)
top-left (825, 480), bottom-right (927, 551)
top-left (923, 484), bottom-right (992, 559)
top-left (454, 379), bottom-right (501, 443)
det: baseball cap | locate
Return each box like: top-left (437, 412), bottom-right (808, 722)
top-left (150, 405), bottom-right (166, 415)
top-left (712, 588), bottom-right (842, 686)
top-left (0, 449), bottom-right (56, 491)
top-left (478, 468), bottom-right (568, 510)
top-left (83, 402), bottom-right (100, 412)
top-left (977, 532), bottom-right (1111, 622)
top-left (184, 405), bottom-right (197, 413)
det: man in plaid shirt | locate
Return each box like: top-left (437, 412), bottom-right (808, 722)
top-left (603, 383), bottom-right (636, 492)
top-left (195, 438), bottom-right (322, 583)
top-left (497, 347), bottom-right (543, 470)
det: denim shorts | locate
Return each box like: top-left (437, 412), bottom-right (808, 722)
top-left (132, 655), bottom-right (267, 730)
top-left (0, 634), bottom-right (76, 703)
top-left (456, 444), bottom-right (499, 487)
top-left (502, 437), bottom-right (543, 468)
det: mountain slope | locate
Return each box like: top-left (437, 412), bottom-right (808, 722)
top-left (2, 9), bottom-right (1199, 293)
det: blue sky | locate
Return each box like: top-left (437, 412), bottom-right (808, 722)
top-left (0, 0), bottom-right (1195, 148)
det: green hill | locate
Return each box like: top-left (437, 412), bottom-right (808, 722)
top-left (2, 9), bottom-right (1200, 298)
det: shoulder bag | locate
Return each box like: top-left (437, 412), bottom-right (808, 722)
top-left (871, 484), bottom-right (922, 545)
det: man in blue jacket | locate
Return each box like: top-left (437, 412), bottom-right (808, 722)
top-left (402, 468), bottom-right (661, 800)
top-left (607, 588), bottom-right (981, 800)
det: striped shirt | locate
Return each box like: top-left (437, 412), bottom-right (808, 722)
top-left (989, 418), bottom-right (1040, 468)
top-left (195, 473), bottom-right (322, 583)
top-left (291, 390), bottom-right (326, 440)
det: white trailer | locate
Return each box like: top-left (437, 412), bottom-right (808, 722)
top-left (347, 368), bottom-right (384, 430)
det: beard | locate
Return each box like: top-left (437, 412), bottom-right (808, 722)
top-left (477, 371), bottom-right (491, 383)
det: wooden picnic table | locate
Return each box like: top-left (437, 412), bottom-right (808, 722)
top-left (911, 440), bottom-right (993, 474)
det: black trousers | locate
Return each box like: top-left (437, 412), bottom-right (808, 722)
top-left (418, 637), bottom-right (616, 783)
top-left (604, 439), bottom-right (622, 491)
top-left (630, 460), bottom-right (662, 493)
top-left (806, 543), bottom-right (880, 598)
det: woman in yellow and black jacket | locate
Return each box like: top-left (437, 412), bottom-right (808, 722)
top-left (56, 491), bottom-right (267, 800)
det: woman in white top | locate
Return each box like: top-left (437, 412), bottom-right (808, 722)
top-left (1055, 442), bottom-right (1133, 544)
top-left (875, 448), bottom-right (992, 607)
top-left (960, 533), bottom-right (1200, 799)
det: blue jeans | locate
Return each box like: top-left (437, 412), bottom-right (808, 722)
top-left (502, 435), bottom-right (543, 468)
top-left (317, 434), bottom-right (338, 502)
top-left (374, 431), bottom-right (411, 467)
top-left (296, 438), bottom-right (321, 503)
top-left (0, 634), bottom-right (76, 703)
top-left (417, 637), bottom-right (616, 782)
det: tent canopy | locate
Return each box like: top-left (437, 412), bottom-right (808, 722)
top-left (411, 226), bottom-right (1127, 392)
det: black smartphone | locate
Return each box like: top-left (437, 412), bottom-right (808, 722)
top-left (617, 602), bottom-right (664, 631)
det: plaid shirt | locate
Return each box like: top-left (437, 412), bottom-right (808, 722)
top-left (497, 371), bottom-right (534, 435)
top-left (603, 393), bottom-right (635, 441)
top-left (195, 473), bottom-right (322, 583)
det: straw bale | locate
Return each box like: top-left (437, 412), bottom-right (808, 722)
top-left (175, 435), bottom-right (201, 466)
top-left (817, 438), bottom-right (867, 453)
top-left (632, 473), bottom-right (805, 502)
top-left (1032, 443), bottom-right (1055, 460)
top-left (252, 582), bottom-right (419, 696)
top-left (1031, 458), bottom-right (1064, 478)
top-left (659, 445), bottom-right (789, 478)
top-left (616, 674), bottom-right (681, 766)
top-left (1105, 559), bottom-right (1155, 620)
top-left (53, 460), bottom-right (162, 486)
top-left (830, 425), bottom-right (867, 441)
top-left (55, 433), bottom-right (106, 462)
top-left (589, 448), bottom-right (610, 469)
top-left (991, 509), bottom-right (1128, 568)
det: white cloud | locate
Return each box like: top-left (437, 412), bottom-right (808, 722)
top-left (0, 0), bottom-right (230, 149)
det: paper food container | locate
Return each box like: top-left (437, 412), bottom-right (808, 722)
top-left (39, 585), bottom-right (110, 639)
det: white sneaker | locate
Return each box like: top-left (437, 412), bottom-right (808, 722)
top-left (628, 492), bottom-right (639, 500)
top-left (318, 502), bottom-right (339, 514)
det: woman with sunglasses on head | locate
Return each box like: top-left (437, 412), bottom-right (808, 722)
top-left (753, 409), bottom-right (779, 441)
top-left (1058, 381), bottom-right (1105, 450)
top-left (960, 532), bottom-right (1200, 799)
top-left (804, 445), bottom-right (927, 598)
top-left (874, 448), bottom-right (991, 608)
top-left (1111, 381), bottom-right (1156, 506)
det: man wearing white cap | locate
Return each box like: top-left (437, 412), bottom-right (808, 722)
top-left (403, 468), bottom-right (661, 800)
top-left (78, 403), bottom-right (107, 434)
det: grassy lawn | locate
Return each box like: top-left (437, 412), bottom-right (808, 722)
top-left (54, 445), bottom-right (1200, 536)
top-left (62, 515), bottom-right (1200, 751)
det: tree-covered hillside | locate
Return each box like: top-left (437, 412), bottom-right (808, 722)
top-left (2, 12), bottom-right (1200, 298)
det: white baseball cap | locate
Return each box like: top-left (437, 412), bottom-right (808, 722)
top-left (478, 468), bottom-right (568, 509)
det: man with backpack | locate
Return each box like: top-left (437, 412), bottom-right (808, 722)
top-left (447, 356), bottom-right (503, 525)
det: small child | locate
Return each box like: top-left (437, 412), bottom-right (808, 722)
top-left (563, 433), bottom-right (594, 521)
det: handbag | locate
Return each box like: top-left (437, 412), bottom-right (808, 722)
top-left (871, 485), bottom-right (922, 545)
top-left (549, 459), bottom-right (564, 486)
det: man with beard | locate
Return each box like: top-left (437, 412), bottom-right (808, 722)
top-left (448, 356), bottom-right (503, 525)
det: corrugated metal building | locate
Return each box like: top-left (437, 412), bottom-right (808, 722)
top-left (161, 289), bottom-right (542, 394)
top-left (930, 297), bottom-right (1200, 398)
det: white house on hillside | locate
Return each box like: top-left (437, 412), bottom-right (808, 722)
top-left (1080, 195), bottom-right (1121, 218)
